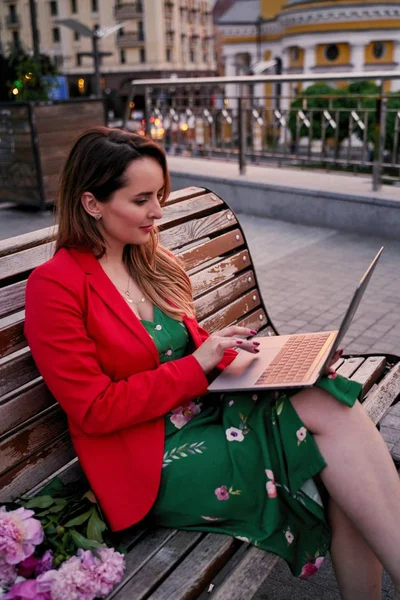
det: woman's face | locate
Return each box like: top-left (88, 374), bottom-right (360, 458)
top-left (97, 156), bottom-right (164, 248)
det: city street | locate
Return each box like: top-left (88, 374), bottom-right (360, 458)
top-left (1, 202), bottom-right (399, 599)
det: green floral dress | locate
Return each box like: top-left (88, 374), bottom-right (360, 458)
top-left (142, 305), bottom-right (362, 579)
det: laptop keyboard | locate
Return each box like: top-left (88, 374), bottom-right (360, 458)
top-left (255, 333), bottom-right (331, 386)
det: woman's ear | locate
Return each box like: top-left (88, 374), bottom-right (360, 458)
top-left (81, 192), bottom-right (102, 220)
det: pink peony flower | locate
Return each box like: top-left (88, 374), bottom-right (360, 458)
top-left (215, 486), bottom-right (230, 501)
top-left (299, 556), bottom-right (324, 579)
top-left (18, 551), bottom-right (53, 578)
top-left (170, 402), bottom-right (201, 429)
top-left (266, 481), bottom-right (278, 498)
top-left (37, 548), bottom-right (125, 600)
top-left (0, 507), bottom-right (43, 565)
top-left (0, 558), bottom-right (17, 587)
top-left (3, 578), bottom-right (51, 600)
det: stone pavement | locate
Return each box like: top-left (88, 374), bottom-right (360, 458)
top-left (1, 203), bottom-right (400, 599)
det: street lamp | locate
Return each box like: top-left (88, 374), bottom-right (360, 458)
top-left (57, 19), bottom-right (127, 96)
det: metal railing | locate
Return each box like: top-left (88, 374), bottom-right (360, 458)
top-left (123, 72), bottom-right (400, 191)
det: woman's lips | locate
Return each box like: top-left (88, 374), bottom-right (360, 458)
top-left (140, 225), bottom-right (153, 232)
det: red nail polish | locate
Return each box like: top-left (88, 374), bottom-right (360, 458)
top-left (250, 329), bottom-right (257, 335)
top-left (253, 341), bottom-right (260, 346)
top-left (254, 349), bottom-right (260, 353)
top-left (339, 349), bottom-right (343, 357)
top-left (236, 340), bottom-right (243, 344)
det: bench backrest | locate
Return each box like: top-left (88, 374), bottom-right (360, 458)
top-left (0, 187), bottom-right (276, 503)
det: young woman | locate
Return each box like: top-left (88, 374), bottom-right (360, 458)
top-left (25, 127), bottom-right (400, 600)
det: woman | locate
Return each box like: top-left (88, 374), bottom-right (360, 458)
top-left (25, 127), bottom-right (400, 600)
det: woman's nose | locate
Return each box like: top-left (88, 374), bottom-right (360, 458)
top-left (149, 199), bottom-right (163, 219)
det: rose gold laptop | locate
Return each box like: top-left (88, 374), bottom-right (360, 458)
top-left (208, 247), bottom-right (384, 392)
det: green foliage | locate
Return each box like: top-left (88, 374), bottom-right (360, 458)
top-left (18, 478), bottom-right (122, 567)
top-left (7, 50), bottom-right (58, 101)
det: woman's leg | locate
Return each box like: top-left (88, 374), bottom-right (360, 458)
top-left (290, 388), bottom-right (400, 590)
top-left (328, 498), bottom-right (382, 600)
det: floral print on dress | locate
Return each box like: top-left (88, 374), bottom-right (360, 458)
top-left (215, 485), bottom-right (242, 501)
top-left (170, 401), bottom-right (202, 429)
top-left (296, 427), bottom-right (307, 445)
top-left (225, 427), bottom-right (244, 442)
top-left (299, 555), bottom-right (324, 579)
top-left (265, 469), bottom-right (278, 498)
top-left (285, 527), bottom-right (294, 545)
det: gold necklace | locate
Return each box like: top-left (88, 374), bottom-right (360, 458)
top-left (117, 276), bottom-right (145, 306)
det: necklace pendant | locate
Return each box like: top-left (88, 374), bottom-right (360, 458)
top-left (140, 297), bottom-right (145, 303)
top-left (125, 291), bottom-right (134, 304)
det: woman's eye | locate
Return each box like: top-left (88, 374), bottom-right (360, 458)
top-left (134, 199), bottom-right (147, 205)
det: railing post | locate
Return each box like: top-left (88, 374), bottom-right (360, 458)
top-left (372, 81), bottom-right (388, 191)
top-left (238, 93), bottom-right (246, 175)
top-left (144, 86), bottom-right (151, 137)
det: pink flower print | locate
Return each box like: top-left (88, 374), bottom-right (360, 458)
top-left (299, 556), bottom-right (324, 579)
top-left (170, 401), bottom-right (201, 429)
top-left (225, 427), bottom-right (244, 442)
top-left (215, 486), bottom-right (230, 501)
top-left (265, 469), bottom-right (278, 498)
top-left (266, 481), bottom-right (278, 498)
top-left (228, 400), bottom-right (234, 407)
top-left (285, 529), bottom-right (294, 545)
top-left (0, 507), bottom-right (43, 565)
top-left (201, 516), bottom-right (220, 521)
top-left (296, 427), bottom-right (307, 444)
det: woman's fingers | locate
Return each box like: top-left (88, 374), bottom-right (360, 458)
top-left (218, 326), bottom-right (257, 338)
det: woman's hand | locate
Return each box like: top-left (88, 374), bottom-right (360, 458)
top-left (192, 326), bottom-right (260, 374)
top-left (325, 349), bottom-right (343, 379)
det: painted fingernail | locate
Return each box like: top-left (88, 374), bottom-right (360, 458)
top-left (339, 349), bottom-right (343, 356)
top-left (250, 329), bottom-right (257, 335)
top-left (254, 349), bottom-right (260, 353)
top-left (253, 341), bottom-right (260, 346)
top-left (236, 340), bottom-right (243, 344)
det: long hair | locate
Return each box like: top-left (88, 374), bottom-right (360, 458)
top-left (56, 126), bottom-right (195, 319)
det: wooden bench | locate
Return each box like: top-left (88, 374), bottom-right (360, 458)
top-left (1, 186), bottom-right (400, 599)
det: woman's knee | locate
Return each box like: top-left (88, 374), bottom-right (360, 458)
top-left (290, 387), bottom-right (356, 434)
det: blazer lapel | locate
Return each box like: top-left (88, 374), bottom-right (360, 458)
top-left (68, 248), bottom-right (159, 364)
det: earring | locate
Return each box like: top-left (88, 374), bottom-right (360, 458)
top-left (94, 214), bottom-right (101, 221)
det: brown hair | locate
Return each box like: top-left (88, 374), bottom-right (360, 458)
top-left (56, 126), bottom-right (195, 319)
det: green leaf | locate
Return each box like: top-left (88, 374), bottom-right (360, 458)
top-left (38, 477), bottom-right (64, 497)
top-left (86, 509), bottom-right (107, 543)
top-left (70, 529), bottom-right (103, 550)
top-left (276, 401), bottom-right (284, 416)
top-left (64, 509), bottom-right (93, 528)
top-left (25, 495), bottom-right (54, 509)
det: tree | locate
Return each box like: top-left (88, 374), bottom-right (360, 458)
top-left (6, 49), bottom-right (58, 101)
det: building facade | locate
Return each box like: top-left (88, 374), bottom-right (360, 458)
top-left (0, 0), bottom-right (216, 103)
top-left (218, 0), bottom-right (400, 110)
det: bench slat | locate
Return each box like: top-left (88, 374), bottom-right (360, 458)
top-left (177, 229), bottom-right (244, 271)
top-left (0, 242), bottom-right (56, 282)
top-left (212, 546), bottom-right (280, 600)
top-left (149, 533), bottom-right (238, 600)
top-left (0, 310), bottom-right (26, 358)
top-left (349, 356), bottom-right (387, 397)
top-left (200, 290), bottom-right (261, 333)
top-left (194, 272), bottom-right (256, 321)
top-left (0, 226), bottom-right (55, 258)
top-left (0, 406), bottom-right (67, 476)
top-left (0, 280), bottom-right (27, 318)
top-left (0, 433), bottom-right (75, 500)
top-left (160, 209), bottom-right (237, 251)
top-left (190, 250), bottom-right (250, 297)
top-left (108, 529), bottom-right (178, 598)
top-left (165, 187), bottom-right (205, 206)
top-left (336, 357), bottom-right (365, 378)
top-left (0, 349), bottom-right (40, 397)
top-left (114, 531), bottom-right (204, 600)
top-left (159, 193), bottom-right (223, 229)
top-left (0, 381), bottom-right (54, 436)
top-left (362, 362), bottom-right (400, 425)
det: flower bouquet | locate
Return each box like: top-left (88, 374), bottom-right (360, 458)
top-left (0, 478), bottom-right (125, 600)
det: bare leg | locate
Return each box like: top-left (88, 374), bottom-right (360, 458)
top-left (290, 388), bottom-right (400, 591)
top-left (328, 498), bottom-right (382, 600)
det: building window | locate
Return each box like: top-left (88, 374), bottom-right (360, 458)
top-left (54, 55), bottom-right (64, 68)
top-left (373, 42), bottom-right (386, 60)
top-left (71, 0), bottom-right (77, 13)
top-left (74, 31), bottom-right (80, 41)
top-left (140, 48), bottom-right (146, 63)
top-left (291, 46), bottom-right (300, 62)
top-left (91, 0), bottom-right (98, 12)
top-left (325, 44), bottom-right (339, 61)
top-left (52, 27), bottom-right (60, 42)
top-left (50, 1), bottom-right (58, 16)
top-left (190, 50), bottom-right (195, 62)
top-left (76, 53), bottom-right (82, 66)
top-left (120, 49), bottom-right (126, 64)
top-left (12, 30), bottom-right (20, 48)
top-left (166, 48), bottom-right (171, 62)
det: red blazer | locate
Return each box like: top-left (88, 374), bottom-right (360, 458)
top-left (25, 248), bottom-right (236, 531)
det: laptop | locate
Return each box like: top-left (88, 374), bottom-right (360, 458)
top-left (208, 247), bottom-right (384, 392)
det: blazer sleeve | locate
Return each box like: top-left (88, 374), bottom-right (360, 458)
top-left (24, 269), bottom-right (209, 437)
top-left (194, 321), bottom-right (238, 370)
